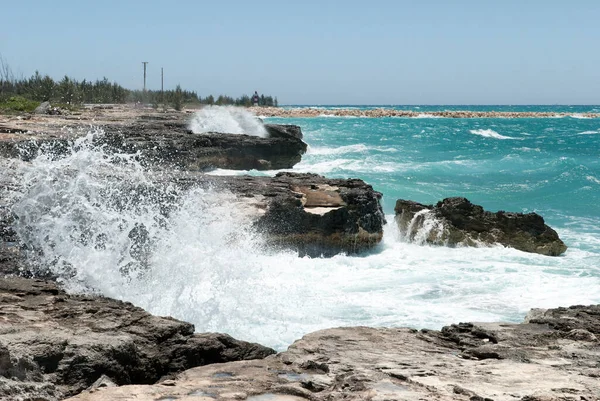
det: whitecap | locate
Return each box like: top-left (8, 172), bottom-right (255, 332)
top-left (586, 175), bottom-right (600, 184)
top-left (469, 129), bottom-right (516, 140)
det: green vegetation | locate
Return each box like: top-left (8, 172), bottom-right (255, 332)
top-left (0, 56), bottom-right (279, 111)
top-left (0, 96), bottom-right (39, 113)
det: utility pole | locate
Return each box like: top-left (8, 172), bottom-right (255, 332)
top-left (142, 61), bottom-right (148, 91)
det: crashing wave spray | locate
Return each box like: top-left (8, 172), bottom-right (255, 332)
top-left (189, 106), bottom-right (268, 137)
top-left (8, 131), bottom-right (300, 338)
top-left (395, 209), bottom-right (447, 245)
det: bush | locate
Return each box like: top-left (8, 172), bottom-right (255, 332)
top-left (0, 96), bottom-right (40, 113)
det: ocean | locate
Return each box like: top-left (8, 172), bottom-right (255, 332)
top-left (9, 105), bottom-right (600, 351)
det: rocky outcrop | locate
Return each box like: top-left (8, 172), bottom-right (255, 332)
top-left (0, 277), bottom-right (275, 401)
top-left (98, 121), bottom-right (307, 171)
top-left (178, 172), bottom-right (385, 257)
top-left (395, 197), bottom-right (567, 256)
top-left (0, 110), bottom-right (307, 171)
top-left (66, 304), bottom-right (600, 401)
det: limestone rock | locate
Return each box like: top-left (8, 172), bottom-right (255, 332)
top-left (65, 304), bottom-right (600, 401)
top-left (33, 101), bottom-right (51, 115)
top-left (199, 172), bottom-right (386, 257)
top-left (394, 197), bottom-right (567, 256)
top-left (0, 277), bottom-right (275, 400)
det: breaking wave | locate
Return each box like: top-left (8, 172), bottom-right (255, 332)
top-left (469, 129), bottom-right (516, 140)
top-left (189, 106), bottom-right (267, 137)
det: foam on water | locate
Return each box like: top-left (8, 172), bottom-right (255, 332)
top-left (189, 105), bottom-right (267, 137)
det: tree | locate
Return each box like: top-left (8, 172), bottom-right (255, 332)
top-left (173, 84), bottom-right (183, 111)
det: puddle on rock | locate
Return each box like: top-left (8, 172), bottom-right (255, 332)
top-left (277, 372), bottom-right (310, 382)
top-left (372, 381), bottom-right (410, 394)
top-left (247, 394), bottom-right (307, 401)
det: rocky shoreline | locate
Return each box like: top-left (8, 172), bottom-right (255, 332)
top-left (1, 105), bottom-right (596, 401)
top-left (251, 106), bottom-right (600, 119)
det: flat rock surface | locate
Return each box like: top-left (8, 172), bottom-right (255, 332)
top-left (67, 305), bottom-right (600, 401)
top-left (0, 277), bottom-right (275, 401)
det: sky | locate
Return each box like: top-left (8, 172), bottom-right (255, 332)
top-left (1, 0), bottom-right (599, 105)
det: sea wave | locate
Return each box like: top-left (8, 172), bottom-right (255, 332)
top-left (469, 129), bottom-right (516, 140)
top-left (577, 130), bottom-right (600, 135)
top-left (308, 144), bottom-right (399, 156)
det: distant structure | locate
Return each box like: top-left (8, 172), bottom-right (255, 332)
top-left (142, 61), bottom-right (148, 92)
top-left (252, 91), bottom-right (259, 106)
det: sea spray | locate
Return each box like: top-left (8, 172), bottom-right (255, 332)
top-left (189, 105), bottom-right (268, 137)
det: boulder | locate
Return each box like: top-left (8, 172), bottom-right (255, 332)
top-left (394, 197), bottom-right (567, 256)
top-left (0, 277), bottom-right (275, 400)
top-left (33, 101), bottom-right (51, 115)
top-left (191, 172), bottom-right (386, 257)
top-left (65, 304), bottom-right (600, 401)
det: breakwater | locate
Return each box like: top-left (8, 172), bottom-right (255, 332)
top-left (252, 106), bottom-right (599, 118)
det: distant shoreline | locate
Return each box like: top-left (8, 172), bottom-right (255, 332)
top-left (251, 106), bottom-right (599, 119)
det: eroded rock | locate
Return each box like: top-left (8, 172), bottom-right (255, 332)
top-left (0, 277), bottom-right (275, 400)
top-left (394, 197), bottom-right (567, 256)
top-left (66, 304), bottom-right (600, 401)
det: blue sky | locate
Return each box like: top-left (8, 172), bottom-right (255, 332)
top-left (2, 0), bottom-right (599, 104)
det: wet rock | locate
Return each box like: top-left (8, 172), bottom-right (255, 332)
top-left (394, 197), bottom-right (567, 256)
top-left (65, 304), bottom-right (600, 400)
top-left (0, 277), bottom-right (275, 400)
top-left (197, 172), bottom-right (386, 257)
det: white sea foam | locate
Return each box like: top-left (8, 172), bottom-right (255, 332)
top-left (414, 113), bottom-right (443, 119)
top-left (570, 114), bottom-right (590, 119)
top-left (6, 131), bottom-right (600, 351)
top-left (577, 130), bottom-right (600, 135)
top-left (189, 106), bottom-right (267, 137)
top-left (586, 175), bottom-right (600, 185)
top-left (469, 129), bottom-right (516, 140)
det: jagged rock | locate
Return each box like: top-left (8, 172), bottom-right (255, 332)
top-left (0, 277), bottom-right (275, 400)
top-left (394, 197), bottom-right (567, 256)
top-left (191, 172), bottom-right (386, 257)
top-left (66, 304), bottom-right (600, 401)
